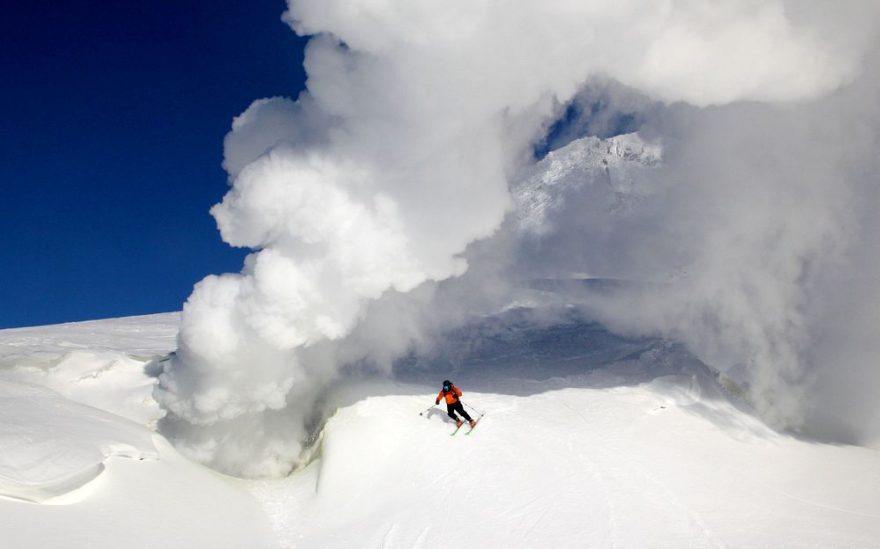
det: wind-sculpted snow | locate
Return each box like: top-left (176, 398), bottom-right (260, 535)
top-left (0, 313), bottom-right (178, 427)
top-left (0, 317), bottom-right (282, 548)
top-left (0, 380), bottom-right (157, 503)
top-left (0, 317), bottom-right (171, 501)
top-left (157, 0), bottom-right (880, 477)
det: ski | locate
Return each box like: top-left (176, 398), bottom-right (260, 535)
top-left (465, 416), bottom-right (483, 435)
top-left (450, 423), bottom-right (464, 436)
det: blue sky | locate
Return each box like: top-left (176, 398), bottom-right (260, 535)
top-left (1, 1), bottom-right (308, 328)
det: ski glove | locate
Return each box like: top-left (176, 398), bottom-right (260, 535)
top-left (435, 399), bottom-right (440, 405)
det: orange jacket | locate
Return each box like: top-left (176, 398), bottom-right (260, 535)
top-left (437, 385), bottom-right (462, 405)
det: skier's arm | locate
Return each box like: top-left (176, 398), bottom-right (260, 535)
top-left (435, 390), bottom-right (443, 405)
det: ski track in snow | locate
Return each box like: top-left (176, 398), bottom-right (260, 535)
top-left (774, 488), bottom-right (880, 521)
top-left (559, 397), bottom-right (726, 548)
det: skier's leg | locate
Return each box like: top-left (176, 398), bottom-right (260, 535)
top-left (446, 404), bottom-right (459, 421)
top-left (454, 401), bottom-right (472, 422)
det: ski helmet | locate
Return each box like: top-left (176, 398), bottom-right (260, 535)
top-left (442, 379), bottom-right (452, 390)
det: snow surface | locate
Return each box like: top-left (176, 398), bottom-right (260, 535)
top-left (0, 313), bottom-right (179, 426)
top-left (1, 311), bottom-right (879, 548)
top-left (0, 379), bottom-right (156, 503)
top-left (0, 314), bottom-right (277, 548)
top-left (512, 132), bottom-right (660, 235)
top-left (259, 377), bottom-right (880, 548)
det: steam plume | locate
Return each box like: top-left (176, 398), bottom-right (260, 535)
top-left (156, 0), bottom-right (880, 476)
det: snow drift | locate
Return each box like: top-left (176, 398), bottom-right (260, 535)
top-left (0, 380), bottom-right (157, 503)
top-left (0, 314), bottom-right (175, 502)
top-left (157, 0), bottom-right (880, 477)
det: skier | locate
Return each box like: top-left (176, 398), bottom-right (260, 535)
top-left (435, 379), bottom-right (476, 428)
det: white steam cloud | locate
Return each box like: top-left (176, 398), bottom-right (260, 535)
top-left (538, 64), bottom-right (880, 439)
top-left (156, 0), bottom-right (880, 476)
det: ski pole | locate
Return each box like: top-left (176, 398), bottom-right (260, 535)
top-left (419, 404), bottom-right (435, 417)
top-left (464, 402), bottom-right (485, 417)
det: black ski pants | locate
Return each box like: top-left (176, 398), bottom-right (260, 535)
top-left (447, 400), bottom-right (472, 422)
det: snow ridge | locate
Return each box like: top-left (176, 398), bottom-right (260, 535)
top-left (513, 132), bottom-right (660, 235)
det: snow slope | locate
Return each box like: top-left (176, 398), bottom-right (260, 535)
top-left (0, 379), bottom-right (156, 503)
top-left (512, 132), bottom-right (660, 235)
top-left (1, 311), bottom-right (879, 548)
top-left (0, 313), bottom-right (178, 426)
top-left (0, 313), bottom-right (179, 359)
top-left (258, 375), bottom-right (880, 548)
top-left (0, 314), bottom-right (278, 548)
